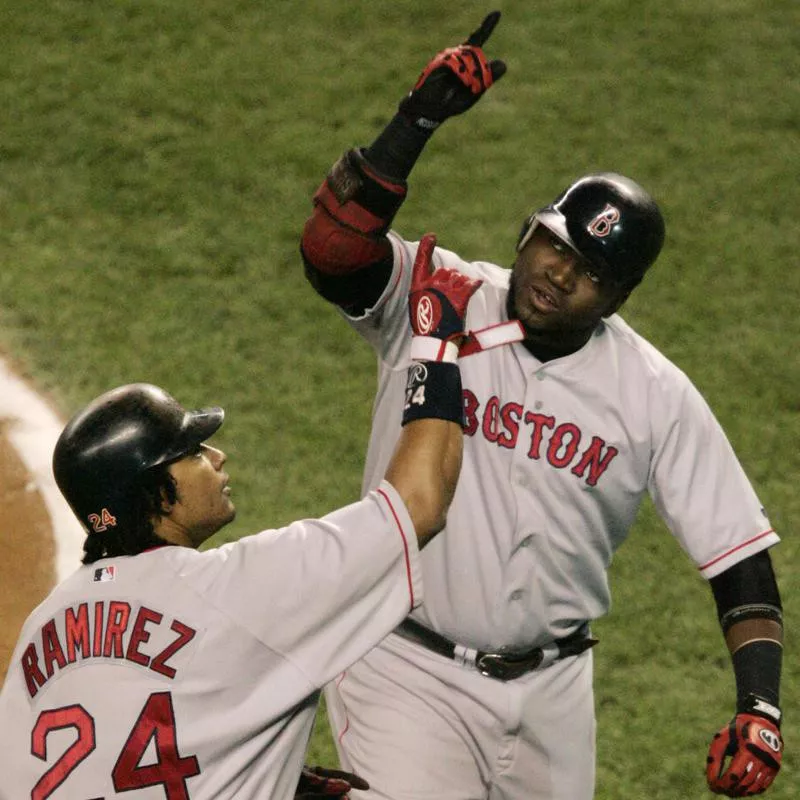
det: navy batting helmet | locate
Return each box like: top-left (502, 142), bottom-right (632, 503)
top-left (53, 383), bottom-right (224, 534)
top-left (518, 173), bottom-right (665, 287)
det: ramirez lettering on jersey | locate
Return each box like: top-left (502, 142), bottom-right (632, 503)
top-left (463, 389), bottom-right (619, 487)
top-left (20, 600), bottom-right (197, 698)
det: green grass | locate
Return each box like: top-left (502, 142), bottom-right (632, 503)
top-left (2, 1), bottom-right (799, 796)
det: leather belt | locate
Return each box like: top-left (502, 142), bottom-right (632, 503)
top-left (395, 618), bottom-right (598, 682)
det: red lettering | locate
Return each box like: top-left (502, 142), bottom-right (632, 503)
top-left (31, 705), bottom-right (96, 800)
top-left (103, 602), bottom-right (131, 658)
top-left (65, 604), bottom-right (91, 663)
top-left (463, 389), bottom-right (479, 436)
top-left (481, 396), bottom-right (501, 443)
top-left (41, 620), bottom-right (67, 678)
top-left (126, 607), bottom-right (163, 667)
top-left (547, 423), bottom-right (581, 468)
top-left (524, 412), bottom-right (556, 459)
top-left (498, 402), bottom-right (522, 449)
top-left (467, 391), bottom-right (619, 487)
top-left (151, 620), bottom-right (196, 679)
top-left (21, 643), bottom-right (46, 698)
top-left (572, 436), bottom-right (619, 486)
top-left (93, 602), bottom-right (104, 657)
top-left (112, 692), bottom-right (200, 795)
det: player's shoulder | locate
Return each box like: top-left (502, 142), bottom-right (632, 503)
top-left (603, 314), bottom-right (694, 389)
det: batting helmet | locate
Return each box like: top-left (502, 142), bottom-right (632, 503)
top-left (518, 173), bottom-right (665, 287)
top-left (53, 383), bottom-right (224, 534)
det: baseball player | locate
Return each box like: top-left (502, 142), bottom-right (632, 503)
top-left (0, 238), bottom-right (483, 799)
top-left (300, 11), bottom-right (784, 800)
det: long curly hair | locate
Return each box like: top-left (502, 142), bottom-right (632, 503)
top-left (81, 466), bottom-right (178, 565)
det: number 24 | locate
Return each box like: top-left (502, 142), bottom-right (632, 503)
top-left (32, 691), bottom-right (200, 799)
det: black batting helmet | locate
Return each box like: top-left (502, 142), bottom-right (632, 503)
top-left (53, 383), bottom-right (224, 535)
top-left (518, 173), bottom-right (665, 287)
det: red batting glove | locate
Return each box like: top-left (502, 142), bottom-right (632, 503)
top-left (408, 233), bottom-right (483, 362)
top-left (706, 713), bottom-right (783, 796)
top-left (398, 11), bottom-right (507, 130)
top-left (295, 765), bottom-right (370, 799)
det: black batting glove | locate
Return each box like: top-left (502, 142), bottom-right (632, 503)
top-left (295, 765), bottom-right (369, 799)
top-left (399, 11), bottom-right (507, 131)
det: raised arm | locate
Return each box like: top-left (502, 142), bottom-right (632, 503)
top-left (382, 234), bottom-right (481, 546)
top-left (300, 12), bottom-right (505, 316)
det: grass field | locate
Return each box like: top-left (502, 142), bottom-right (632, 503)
top-left (2, 1), bottom-right (798, 797)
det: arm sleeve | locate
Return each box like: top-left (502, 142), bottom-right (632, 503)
top-left (201, 481), bottom-right (423, 686)
top-left (303, 252), bottom-right (394, 317)
top-left (647, 371), bottom-right (779, 579)
top-left (709, 550), bottom-right (782, 615)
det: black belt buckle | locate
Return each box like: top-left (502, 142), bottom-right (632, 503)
top-left (476, 648), bottom-right (544, 681)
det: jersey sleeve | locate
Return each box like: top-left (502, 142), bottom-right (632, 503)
top-left (193, 481), bottom-right (422, 686)
top-left (647, 370), bottom-right (778, 579)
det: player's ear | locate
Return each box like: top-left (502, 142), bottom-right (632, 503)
top-left (155, 472), bottom-right (180, 517)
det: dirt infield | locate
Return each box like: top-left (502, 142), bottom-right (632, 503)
top-left (0, 423), bottom-right (57, 684)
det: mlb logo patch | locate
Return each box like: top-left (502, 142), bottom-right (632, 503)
top-left (93, 565), bottom-right (116, 582)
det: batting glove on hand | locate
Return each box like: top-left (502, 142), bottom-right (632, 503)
top-left (399, 11), bottom-right (507, 131)
top-left (408, 233), bottom-right (483, 363)
top-left (706, 712), bottom-right (783, 796)
top-left (295, 765), bottom-right (369, 799)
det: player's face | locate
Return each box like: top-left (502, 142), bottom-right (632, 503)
top-left (509, 226), bottom-right (628, 351)
top-left (163, 443), bottom-right (236, 547)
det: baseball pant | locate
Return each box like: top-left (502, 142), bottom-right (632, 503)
top-left (325, 630), bottom-right (596, 800)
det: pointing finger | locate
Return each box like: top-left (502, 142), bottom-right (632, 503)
top-left (464, 10), bottom-right (501, 47)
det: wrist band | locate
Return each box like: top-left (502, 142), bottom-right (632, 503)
top-left (733, 640), bottom-right (782, 721)
top-left (410, 336), bottom-right (459, 363)
top-left (401, 361), bottom-right (463, 427)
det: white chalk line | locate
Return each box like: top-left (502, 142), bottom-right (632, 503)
top-left (0, 356), bottom-right (84, 582)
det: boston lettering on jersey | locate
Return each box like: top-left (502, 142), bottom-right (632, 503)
top-left (463, 390), bottom-right (619, 487)
top-left (20, 600), bottom-right (197, 698)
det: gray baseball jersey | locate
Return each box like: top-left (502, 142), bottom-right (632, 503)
top-left (0, 481), bottom-right (420, 800)
top-left (344, 233), bottom-right (777, 651)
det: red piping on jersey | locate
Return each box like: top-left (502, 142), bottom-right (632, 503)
top-left (698, 529), bottom-right (775, 572)
top-left (377, 487), bottom-right (415, 610)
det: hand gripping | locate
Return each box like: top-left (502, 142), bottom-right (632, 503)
top-left (295, 765), bottom-right (370, 799)
top-left (706, 713), bottom-right (783, 796)
top-left (408, 233), bottom-right (483, 362)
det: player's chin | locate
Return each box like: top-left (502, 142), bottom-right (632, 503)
top-left (211, 498), bottom-right (237, 531)
top-left (514, 303), bottom-right (562, 333)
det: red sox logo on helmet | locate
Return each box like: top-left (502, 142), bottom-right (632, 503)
top-left (587, 203), bottom-right (621, 238)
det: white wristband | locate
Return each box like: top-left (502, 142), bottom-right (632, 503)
top-left (410, 336), bottom-right (459, 363)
